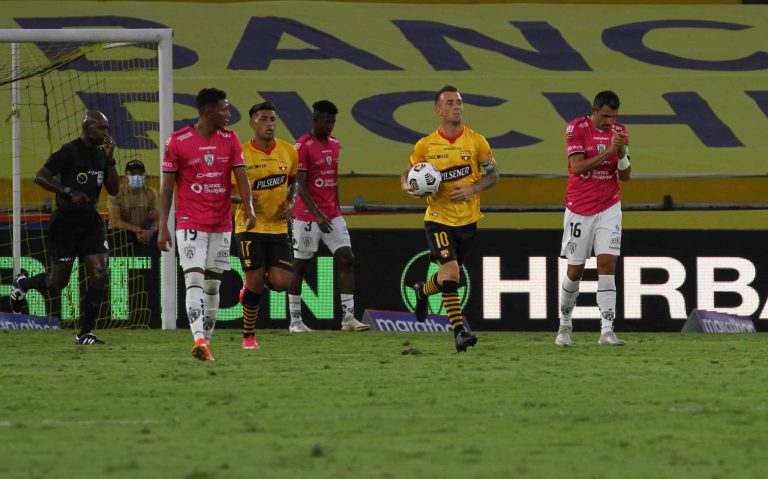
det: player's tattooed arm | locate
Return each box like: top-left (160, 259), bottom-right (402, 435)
top-left (449, 156), bottom-right (498, 201)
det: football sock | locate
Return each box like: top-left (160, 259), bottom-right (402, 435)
top-left (597, 274), bottom-right (617, 333)
top-left (184, 272), bottom-right (205, 342)
top-left (80, 286), bottom-right (105, 335)
top-left (420, 272), bottom-right (441, 297)
top-left (560, 275), bottom-right (581, 325)
top-left (441, 280), bottom-right (464, 334)
top-left (19, 272), bottom-right (47, 292)
top-left (288, 294), bottom-right (302, 323)
top-left (203, 279), bottom-right (221, 343)
top-left (340, 294), bottom-right (355, 321)
top-left (241, 288), bottom-right (261, 337)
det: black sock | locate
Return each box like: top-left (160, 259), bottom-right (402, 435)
top-left (19, 273), bottom-right (47, 292)
top-left (80, 287), bottom-right (106, 335)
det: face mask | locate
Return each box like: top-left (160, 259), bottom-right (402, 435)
top-left (128, 175), bottom-right (145, 189)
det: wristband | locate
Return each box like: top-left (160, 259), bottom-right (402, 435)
top-left (617, 156), bottom-right (631, 171)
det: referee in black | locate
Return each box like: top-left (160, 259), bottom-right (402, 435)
top-left (11, 111), bottom-right (120, 344)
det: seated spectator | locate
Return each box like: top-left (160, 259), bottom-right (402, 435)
top-left (108, 160), bottom-right (159, 245)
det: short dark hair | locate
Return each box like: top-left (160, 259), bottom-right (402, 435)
top-left (248, 101), bottom-right (276, 119)
top-left (312, 100), bottom-right (338, 118)
top-left (434, 85), bottom-right (459, 105)
top-left (593, 90), bottom-right (620, 110)
top-left (196, 88), bottom-right (227, 110)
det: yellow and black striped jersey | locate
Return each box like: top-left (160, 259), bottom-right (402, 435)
top-left (409, 126), bottom-right (493, 227)
top-left (232, 138), bottom-right (298, 234)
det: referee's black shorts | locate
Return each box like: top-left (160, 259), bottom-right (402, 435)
top-left (48, 209), bottom-right (108, 263)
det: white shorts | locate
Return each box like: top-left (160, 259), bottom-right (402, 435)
top-left (291, 216), bottom-right (352, 260)
top-left (560, 202), bottom-right (622, 265)
top-left (176, 229), bottom-right (232, 272)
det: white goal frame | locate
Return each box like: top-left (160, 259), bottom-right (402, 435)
top-left (0, 28), bottom-right (177, 329)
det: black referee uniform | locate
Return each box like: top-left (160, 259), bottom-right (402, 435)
top-left (45, 138), bottom-right (112, 262)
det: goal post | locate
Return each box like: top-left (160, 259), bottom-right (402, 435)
top-left (0, 28), bottom-right (177, 329)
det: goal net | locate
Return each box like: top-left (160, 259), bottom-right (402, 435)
top-left (0, 29), bottom-right (174, 329)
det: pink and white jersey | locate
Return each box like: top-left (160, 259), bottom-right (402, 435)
top-left (293, 133), bottom-right (341, 222)
top-left (564, 116), bottom-right (629, 216)
top-left (163, 125), bottom-right (245, 232)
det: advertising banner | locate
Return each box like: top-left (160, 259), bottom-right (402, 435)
top-left (2, 228), bottom-right (768, 332)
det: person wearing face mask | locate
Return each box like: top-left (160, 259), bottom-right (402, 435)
top-left (108, 160), bottom-right (159, 247)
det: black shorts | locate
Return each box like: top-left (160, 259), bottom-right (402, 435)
top-left (424, 221), bottom-right (477, 265)
top-left (235, 232), bottom-right (293, 272)
top-left (48, 209), bottom-right (108, 263)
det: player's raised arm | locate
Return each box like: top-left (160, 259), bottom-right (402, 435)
top-left (615, 134), bottom-right (631, 182)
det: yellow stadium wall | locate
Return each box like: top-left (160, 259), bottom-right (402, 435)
top-left (2, 1), bottom-right (766, 228)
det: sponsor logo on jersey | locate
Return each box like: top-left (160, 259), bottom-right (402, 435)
top-left (440, 165), bottom-right (472, 182)
top-left (191, 183), bottom-right (203, 193)
top-left (566, 125), bottom-right (574, 133)
top-left (597, 144), bottom-right (606, 154)
top-left (76, 172), bottom-right (88, 184)
top-left (425, 154), bottom-right (449, 160)
top-left (254, 174), bottom-right (288, 190)
top-left (460, 151), bottom-right (471, 161)
top-left (325, 155), bottom-right (334, 165)
top-left (196, 171), bottom-right (223, 178)
top-left (278, 162), bottom-right (287, 171)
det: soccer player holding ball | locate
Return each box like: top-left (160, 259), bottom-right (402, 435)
top-left (555, 90), bottom-right (631, 347)
top-left (400, 85), bottom-right (499, 352)
top-left (158, 88), bottom-right (256, 361)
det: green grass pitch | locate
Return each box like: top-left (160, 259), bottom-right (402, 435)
top-left (1, 329), bottom-right (767, 479)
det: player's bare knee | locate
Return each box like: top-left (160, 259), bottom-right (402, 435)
top-left (245, 274), bottom-right (265, 293)
top-left (204, 268), bottom-right (223, 281)
top-left (89, 269), bottom-right (108, 290)
top-left (334, 248), bottom-right (354, 268)
top-left (438, 261), bottom-right (460, 283)
top-left (266, 271), bottom-right (290, 292)
top-left (566, 264), bottom-right (585, 281)
top-left (596, 255), bottom-right (617, 275)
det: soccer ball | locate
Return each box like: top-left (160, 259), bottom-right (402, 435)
top-left (407, 162), bottom-right (442, 197)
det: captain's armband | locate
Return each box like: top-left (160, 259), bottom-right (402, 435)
top-left (480, 156), bottom-right (497, 173)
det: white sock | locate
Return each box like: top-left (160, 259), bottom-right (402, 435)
top-left (203, 279), bottom-right (221, 343)
top-left (184, 272), bottom-right (205, 342)
top-left (340, 294), bottom-right (355, 321)
top-left (597, 274), bottom-right (617, 334)
top-left (560, 275), bottom-right (580, 326)
top-left (289, 294), bottom-right (302, 323)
